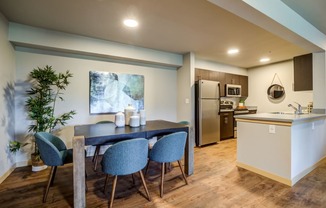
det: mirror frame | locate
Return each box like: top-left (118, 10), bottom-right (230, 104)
top-left (267, 84), bottom-right (285, 100)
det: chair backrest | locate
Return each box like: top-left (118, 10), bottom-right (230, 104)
top-left (34, 132), bottom-right (67, 166)
top-left (150, 131), bottom-right (187, 163)
top-left (178, 121), bottom-right (189, 125)
top-left (101, 138), bottom-right (148, 176)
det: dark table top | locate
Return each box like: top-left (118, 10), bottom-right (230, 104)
top-left (74, 120), bottom-right (189, 145)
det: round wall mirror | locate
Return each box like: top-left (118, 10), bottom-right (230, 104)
top-left (267, 84), bottom-right (285, 99)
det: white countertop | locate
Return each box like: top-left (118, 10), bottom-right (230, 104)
top-left (235, 112), bottom-right (326, 123)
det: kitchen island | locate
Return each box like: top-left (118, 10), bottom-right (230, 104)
top-left (235, 113), bottom-right (326, 186)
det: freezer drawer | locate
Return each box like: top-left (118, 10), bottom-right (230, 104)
top-left (198, 99), bottom-right (220, 146)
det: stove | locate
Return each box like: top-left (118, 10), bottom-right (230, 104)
top-left (220, 100), bottom-right (234, 112)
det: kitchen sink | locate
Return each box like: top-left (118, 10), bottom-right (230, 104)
top-left (269, 112), bottom-right (305, 115)
top-left (270, 112), bottom-right (285, 114)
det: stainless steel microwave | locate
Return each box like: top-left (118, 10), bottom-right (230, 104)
top-left (226, 84), bottom-right (241, 97)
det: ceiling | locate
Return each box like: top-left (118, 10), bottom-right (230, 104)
top-left (0, 0), bottom-right (325, 68)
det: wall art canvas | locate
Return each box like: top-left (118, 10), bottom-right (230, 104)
top-left (89, 71), bottom-right (144, 114)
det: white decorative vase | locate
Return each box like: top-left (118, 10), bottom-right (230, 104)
top-left (115, 112), bottom-right (125, 127)
top-left (124, 104), bottom-right (135, 125)
top-left (130, 115), bottom-right (140, 127)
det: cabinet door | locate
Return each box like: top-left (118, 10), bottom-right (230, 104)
top-left (195, 69), bottom-right (209, 81)
top-left (293, 53), bottom-right (312, 91)
top-left (239, 75), bottom-right (248, 97)
top-left (220, 112), bottom-right (234, 139)
top-left (218, 72), bottom-right (226, 97)
top-left (195, 69), bottom-right (201, 81)
top-left (225, 73), bottom-right (240, 84)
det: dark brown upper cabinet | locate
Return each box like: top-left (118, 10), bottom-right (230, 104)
top-left (219, 72), bottom-right (226, 97)
top-left (225, 73), bottom-right (240, 85)
top-left (239, 75), bottom-right (248, 97)
top-left (293, 53), bottom-right (313, 91)
top-left (195, 68), bottom-right (248, 97)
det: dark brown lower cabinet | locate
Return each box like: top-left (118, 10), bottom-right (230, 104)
top-left (220, 111), bottom-right (234, 140)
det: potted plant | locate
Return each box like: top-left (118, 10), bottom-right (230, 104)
top-left (9, 141), bottom-right (29, 153)
top-left (25, 65), bottom-right (76, 171)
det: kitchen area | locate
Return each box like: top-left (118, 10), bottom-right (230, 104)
top-left (193, 54), bottom-right (326, 187)
top-left (195, 68), bottom-right (257, 146)
top-left (194, 52), bottom-right (316, 147)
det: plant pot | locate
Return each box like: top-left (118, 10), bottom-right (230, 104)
top-left (31, 154), bottom-right (47, 172)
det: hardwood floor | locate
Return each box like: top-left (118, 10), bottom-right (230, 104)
top-left (1, 139), bottom-right (326, 207)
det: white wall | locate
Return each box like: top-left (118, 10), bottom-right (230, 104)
top-left (177, 53), bottom-right (194, 123)
top-left (14, 50), bottom-right (178, 164)
top-left (0, 13), bottom-right (16, 183)
top-left (9, 23), bottom-right (183, 68)
top-left (313, 52), bottom-right (326, 111)
top-left (246, 60), bottom-right (313, 113)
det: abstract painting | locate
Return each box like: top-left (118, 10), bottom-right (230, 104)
top-left (89, 71), bottom-right (144, 114)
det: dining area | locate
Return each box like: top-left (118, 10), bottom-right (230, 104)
top-left (3, 128), bottom-right (326, 207)
top-left (35, 119), bottom-right (192, 207)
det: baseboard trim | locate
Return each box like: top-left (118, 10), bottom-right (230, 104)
top-left (0, 165), bottom-right (16, 184)
top-left (291, 156), bottom-right (326, 185)
top-left (16, 160), bottom-right (31, 167)
top-left (236, 161), bottom-right (292, 186)
top-left (237, 157), bottom-right (326, 186)
top-left (0, 160), bottom-right (31, 184)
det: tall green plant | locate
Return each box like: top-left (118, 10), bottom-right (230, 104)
top-left (25, 65), bottom-right (76, 155)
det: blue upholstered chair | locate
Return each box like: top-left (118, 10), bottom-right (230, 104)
top-left (178, 120), bottom-right (190, 125)
top-left (92, 120), bottom-right (115, 171)
top-left (101, 138), bottom-right (151, 208)
top-left (146, 131), bottom-right (188, 197)
top-left (34, 132), bottom-right (75, 203)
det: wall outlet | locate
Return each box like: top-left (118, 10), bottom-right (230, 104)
top-left (269, 125), bottom-right (276, 134)
top-left (312, 122), bottom-right (315, 130)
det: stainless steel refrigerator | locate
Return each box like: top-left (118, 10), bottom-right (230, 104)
top-left (195, 80), bottom-right (220, 146)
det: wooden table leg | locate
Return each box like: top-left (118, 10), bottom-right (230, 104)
top-left (185, 126), bottom-right (194, 175)
top-left (73, 136), bottom-right (86, 208)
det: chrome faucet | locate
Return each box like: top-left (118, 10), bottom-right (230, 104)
top-left (288, 102), bottom-right (302, 114)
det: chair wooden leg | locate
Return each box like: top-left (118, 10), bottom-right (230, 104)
top-left (104, 174), bottom-right (109, 194)
top-left (109, 175), bottom-right (118, 208)
top-left (131, 174), bottom-right (135, 185)
top-left (165, 162), bottom-right (172, 173)
top-left (85, 170), bottom-right (88, 192)
top-left (93, 146), bottom-right (100, 171)
top-left (92, 146), bottom-right (99, 162)
top-left (49, 166), bottom-right (57, 186)
top-left (139, 171), bottom-right (151, 201)
top-left (43, 166), bottom-right (57, 203)
top-left (160, 163), bottom-right (165, 198)
top-left (145, 160), bottom-right (150, 176)
top-left (177, 160), bottom-right (188, 185)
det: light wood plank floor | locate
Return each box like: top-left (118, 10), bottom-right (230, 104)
top-left (1, 139), bottom-right (326, 207)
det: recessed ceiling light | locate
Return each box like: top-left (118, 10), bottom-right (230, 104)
top-left (123, 19), bottom-right (138, 28)
top-left (227, 48), bottom-right (239, 55)
top-left (260, 58), bottom-right (270, 62)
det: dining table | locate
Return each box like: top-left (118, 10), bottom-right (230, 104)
top-left (72, 119), bottom-right (193, 207)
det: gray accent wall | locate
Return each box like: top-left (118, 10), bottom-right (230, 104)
top-left (0, 12), bottom-right (16, 183)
